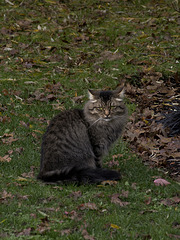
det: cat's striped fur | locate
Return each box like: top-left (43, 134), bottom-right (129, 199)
top-left (37, 88), bottom-right (128, 184)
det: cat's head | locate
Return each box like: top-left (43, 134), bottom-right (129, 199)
top-left (84, 87), bottom-right (127, 124)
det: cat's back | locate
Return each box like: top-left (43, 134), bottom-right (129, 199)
top-left (40, 108), bottom-right (96, 174)
top-left (45, 109), bottom-right (87, 134)
top-left (42, 109), bottom-right (91, 150)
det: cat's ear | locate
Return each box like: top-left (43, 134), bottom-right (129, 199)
top-left (113, 87), bottom-right (125, 101)
top-left (88, 89), bottom-right (99, 102)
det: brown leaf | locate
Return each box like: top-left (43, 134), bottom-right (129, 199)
top-left (1, 133), bottom-right (18, 145)
top-left (131, 183), bottom-right (137, 189)
top-left (112, 154), bottom-right (123, 160)
top-left (15, 147), bottom-right (24, 154)
top-left (17, 194), bottom-right (30, 200)
top-left (154, 178), bottom-right (171, 186)
top-left (161, 197), bottom-right (180, 206)
top-left (69, 191), bottom-right (82, 200)
top-left (110, 193), bottom-right (129, 207)
top-left (16, 228), bottom-right (32, 237)
top-left (72, 95), bottom-right (84, 104)
top-left (46, 94), bottom-right (56, 101)
top-left (2, 89), bottom-right (9, 96)
top-left (21, 166), bottom-right (35, 178)
top-left (81, 229), bottom-right (95, 240)
top-left (140, 209), bottom-right (158, 214)
top-left (78, 202), bottom-right (97, 210)
top-left (8, 150), bottom-right (13, 155)
top-left (36, 225), bottom-right (50, 234)
top-left (64, 210), bottom-right (82, 221)
top-left (101, 180), bottom-right (118, 186)
top-left (106, 160), bottom-right (119, 168)
top-left (1, 190), bottom-right (14, 200)
top-left (157, 135), bottom-right (172, 144)
top-left (16, 20), bottom-right (32, 29)
top-left (120, 190), bottom-right (129, 198)
top-left (0, 190), bottom-right (14, 203)
top-left (20, 121), bottom-right (29, 128)
top-left (36, 216), bottom-right (50, 234)
top-left (144, 196), bottom-right (152, 205)
top-left (0, 116), bottom-right (11, 123)
top-left (0, 155), bottom-right (11, 162)
top-left (61, 229), bottom-right (71, 236)
top-left (171, 196), bottom-right (180, 204)
top-left (167, 234), bottom-right (180, 239)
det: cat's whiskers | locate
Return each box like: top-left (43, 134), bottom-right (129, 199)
top-left (88, 115), bottom-right (121, 129)
top-left (88, 117), bottom-right (103, 129)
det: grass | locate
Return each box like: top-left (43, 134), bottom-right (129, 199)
top-left (0, 0), bottom-right (179, 239)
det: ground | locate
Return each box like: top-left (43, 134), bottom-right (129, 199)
top-left (0, 0), bottom-right (179, 239)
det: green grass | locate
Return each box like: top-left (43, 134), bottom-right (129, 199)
top-left (0, 0), bottom-right (179, 239)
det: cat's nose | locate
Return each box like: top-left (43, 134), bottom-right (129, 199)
top-left (104, 109), bottom-right (110, 117)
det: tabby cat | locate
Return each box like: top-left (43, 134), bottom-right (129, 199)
top-left (37, 87), bottom-right (128, 184)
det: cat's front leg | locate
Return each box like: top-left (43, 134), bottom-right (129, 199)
top-left (93, 144), bottom-right (108, 168)
top-left (95, 157), bottom-right (102, 168)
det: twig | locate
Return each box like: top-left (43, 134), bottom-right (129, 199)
top-left (5, 0), bottom-right (14, 6)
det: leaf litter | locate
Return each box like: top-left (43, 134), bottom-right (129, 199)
top-left (0, 133), bottom-right (19, 145)
top-left (124, 70), bottom-right (180, 181)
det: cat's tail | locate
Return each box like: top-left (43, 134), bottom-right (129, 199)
top-left (77, 168), bottom-right (121, 184)
top-left (37, 167), bottom-right (121, 184)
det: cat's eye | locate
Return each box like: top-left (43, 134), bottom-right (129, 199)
top-left (89, 107), bottom-right (102, 111)
top-left (94, 107), bottom-right (103, 111)
top-left (111, 106), bottom-right (118, 110)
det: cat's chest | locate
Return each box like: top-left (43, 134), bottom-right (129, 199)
top-left (88, 124), bottom-right (116, 142)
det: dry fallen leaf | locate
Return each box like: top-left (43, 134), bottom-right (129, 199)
top-left (69, 191), bottom-right (82, 200)
top-left (81, 229), bottom-right (95, 240)
top-left (0, 190), bottom-right (14, 203)
top-left (110, 193), bottom-right (129, 207)
top-left (167, 234), bottom-right (180, 239)
top-left (16, 228), bottom-right (32, 237)
top-left (1, 133), bottom-right (18, 144)
top-left (154, 178), bottom-right (171, 186)
top-left (0, 155), bottom-right (11, 162)
top-left (120, 190), bottom-right (129, 198)
top-left (61, 229), bottom-right (71, 236)
top-left (161, 196), bottom-right (180, 206)
top-left (21, 166), bottom-right (35, 178)
top-left (101, 180), bottom-right (118, 186)
top-left (78, 202), bottom-right (97, 210)
top-left (144, 196), bottom-right (152, 205)
top-left (1, 190), bottom-right (14, 200)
